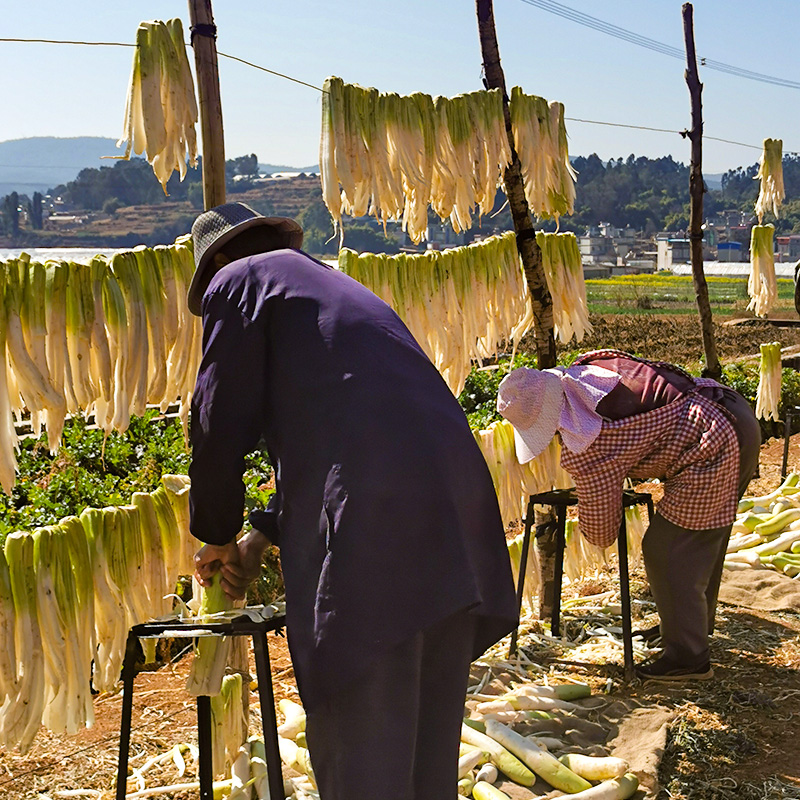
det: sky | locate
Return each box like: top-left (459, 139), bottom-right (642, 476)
top-left (2, 0), bottom-right (800, 175)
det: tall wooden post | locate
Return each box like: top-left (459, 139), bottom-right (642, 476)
top-left (682, 3), bottom-right (721, 379)
top-left (188, 0), bottom-right (226, 210)
top-left (476, 0), bottom-right (559, 620)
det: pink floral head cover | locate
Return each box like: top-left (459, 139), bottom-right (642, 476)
top-left (497, 364), bottom-right (621, 462)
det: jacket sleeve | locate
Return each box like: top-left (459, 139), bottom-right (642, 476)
top-left (189, 291), bottom-right (267, 545)
top-left (248, 492), bottom-right (281, 546)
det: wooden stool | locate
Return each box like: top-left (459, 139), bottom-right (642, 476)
top-left (509, 489), bottom-right (653, 680)
top-left (115, 612), bottom-right (287, 800)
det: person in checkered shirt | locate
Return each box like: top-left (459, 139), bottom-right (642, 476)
top-left (498, 350), bottom-right (760, 681)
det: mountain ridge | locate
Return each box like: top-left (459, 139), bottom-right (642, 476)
top-left (0, 136), bottom-right (318, 197)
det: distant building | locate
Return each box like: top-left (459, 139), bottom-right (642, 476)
top-left (670, 261), bottom-right (796, 278)
top-left (578, 232), bottom-right (615, 263)
top-left (425, 223), bottom-right (467, 248)
top-left (583, 264), bottom-right (612, 279)
top-left (717, 241), bottom-right (742, 262)
top-left (776, 235), bottom-right (800, 263)
top-left (657, 237), bottom-right (691, 271)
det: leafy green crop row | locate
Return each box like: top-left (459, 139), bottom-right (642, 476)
top-left (2, 353), bottom-right (794, 545)
top-left (0, 409), bottom-right (273, 542)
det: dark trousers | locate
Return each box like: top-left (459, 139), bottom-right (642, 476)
top-left (304, 610), bottom-right (476, 800)
top-left (642, 388), bottom-right (761, 665)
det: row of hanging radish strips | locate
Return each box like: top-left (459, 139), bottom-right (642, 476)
top-left (747, 138), bottom-right (784, 318)
top-left (320, 78), bottom-right (576, 244)
top-left (0, 473), bottom-right (199, 752)
top-left (0, 237), bottom-right (202, 494)
top-left (339, 230), bottom-right (591, 396)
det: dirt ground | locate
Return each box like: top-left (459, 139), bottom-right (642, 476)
top-left (1, 314), bottom-right (800, 799)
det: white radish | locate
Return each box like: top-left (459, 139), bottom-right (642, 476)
top-left (559, 753), bottom-right (629, 780)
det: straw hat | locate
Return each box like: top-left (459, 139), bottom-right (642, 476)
top-left (497, 367), bottom-right (565, 463)
top-left (188, 202), bottom-right (303, 315)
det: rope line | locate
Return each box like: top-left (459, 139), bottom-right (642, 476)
top-left (565, 117), bottom-right (680, 135)
top-left (0, 36), bottom-right (796, 156)
top-left (217, 50), bottom-right (323, 92)
top-left (0, 36), bottom-right (133, 47)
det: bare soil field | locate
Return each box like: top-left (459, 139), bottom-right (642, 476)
top-left (549, 313), bottom-right (800, 368)
top-left (1, 313), bottom-right (799, 799)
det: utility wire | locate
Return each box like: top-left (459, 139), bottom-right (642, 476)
top-left (217, 51), bottom-right (323, 92)
top-left (0, 37), bottom-right (133, 47)
top-left (0, 35), bottom-right (792, 156)
top-left (518, 0), bottom-right (800, 90)
top-left (565, 118), bottom-right (680, 136)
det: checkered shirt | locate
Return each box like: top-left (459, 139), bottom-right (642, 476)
top-left (560, 350), bottom-right (740, 548)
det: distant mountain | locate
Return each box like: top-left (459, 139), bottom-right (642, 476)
top-left (259, 162), bottom-right (319, 175)
top-left (705, 173), bottom-right (723, 191)
top-left (0, 137), bottom-right (319, 198)
top-left (0, 136), bottom-right (123, 198)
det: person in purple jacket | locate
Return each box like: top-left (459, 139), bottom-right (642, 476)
top-left (186, 202), bottom-right (518, 800)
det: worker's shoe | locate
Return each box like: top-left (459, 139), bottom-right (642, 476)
top-left (635, 655), bottom-right (713, 682)
top-left (632, 624), bottom-right (662, 644)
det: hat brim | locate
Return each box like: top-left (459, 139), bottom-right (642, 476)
top-left (188, 216), bottom-right (303, 315)
top-left (511, 391), bottom-right (563, 463)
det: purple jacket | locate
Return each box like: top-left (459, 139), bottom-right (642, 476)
top-left (189, 249), bottom-right (517, 706)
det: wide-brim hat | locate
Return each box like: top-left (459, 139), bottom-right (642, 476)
top-left (497, 367), bottom-right (565, 463)
top-left (188, 202), bottom-right (303, 315)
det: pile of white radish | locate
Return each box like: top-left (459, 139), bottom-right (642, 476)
top-left (725, 472), bottom-right (800, 577)
top-left (276, 682), bottom-right (638, 800)
top-left (463, 681), bottom-right (638, 800)
top-left (108, 737), bottom-right (272, 800)
top-left (277, 698), bottom-right (318, 797)
top-left (0, 473), bottom-right (200, 752)
top-left (339, 232), bottom-right (532, 396)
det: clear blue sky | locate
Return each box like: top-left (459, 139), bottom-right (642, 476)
top-left (2, 0), bottom-right (799, 174)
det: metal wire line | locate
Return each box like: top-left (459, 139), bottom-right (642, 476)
top-left (0, 35), bottom-right (794, 156)
top-left (518, 0), bottom-right (800, 90)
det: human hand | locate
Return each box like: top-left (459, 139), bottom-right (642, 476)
top-left (194, 530), bottom-right (272, 601)
top-left (194, 539), bottom-right (241, 597)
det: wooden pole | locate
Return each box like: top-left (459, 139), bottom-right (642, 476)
top-left (475, 0), bottom-right (556, 372)
top-left (188, 0), bottom-right (226, 210)
top-left (476, 0), bottom-right (559, 620)
top-left (682, 3), bottom-right (721, 379)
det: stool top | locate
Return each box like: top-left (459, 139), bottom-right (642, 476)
top-left (131, 606), bottom-right (287, 638)
top-left (527, 488), bottom-right (652, 509)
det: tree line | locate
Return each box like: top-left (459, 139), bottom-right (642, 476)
top-left (5, 150), bottom-right (800, 244)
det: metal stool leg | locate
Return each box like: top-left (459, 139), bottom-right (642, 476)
top-left (551, 504), bottom-right (567, 637)
top-left (115, 632), bottom-right (140, 800)
top-left (253, 632), bottom-right (285, 800)
top-left (197, 695), bottom-right (214, 800)
top-left (617, 515), bottom-right (634, 681)
top-left (509, 497), bottom-right (535, 657)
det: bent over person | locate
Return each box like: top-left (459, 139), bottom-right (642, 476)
top-left (497, 350), bottom-right (760, 681)
top-left (186, 202), bottom-right (518, 800)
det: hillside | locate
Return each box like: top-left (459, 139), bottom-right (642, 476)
top-left (0, 136), bottom-right (317, 199)
top-left (0, 136), bottom-right (120, 197)
top-left (0, 174), bottom-right (325, 249)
